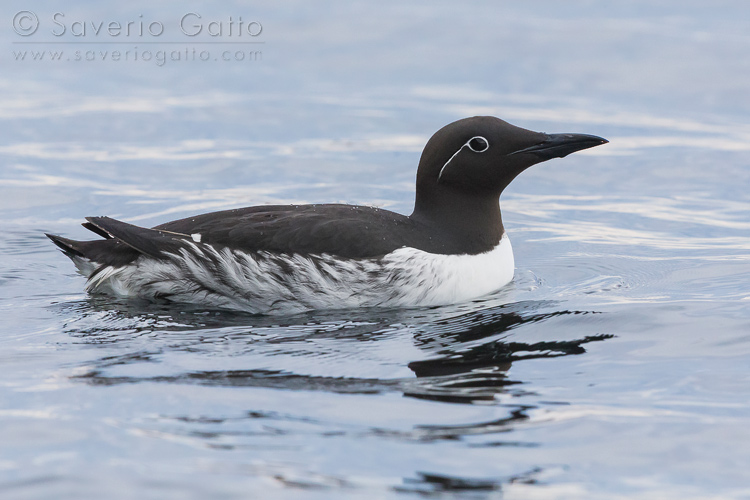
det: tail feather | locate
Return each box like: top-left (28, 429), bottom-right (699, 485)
top-left (46, 233), bottom-right (104, 276)
top-left (49, 216), bottom-right (197, 282)
top-left (46, 233), bottom-right (86, 258)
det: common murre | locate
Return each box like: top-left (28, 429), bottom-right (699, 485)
top-left (47, 116), bottom-right (607, 314)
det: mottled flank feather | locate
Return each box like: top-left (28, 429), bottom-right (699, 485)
top-left (83, 237), bottom-right (514, 314)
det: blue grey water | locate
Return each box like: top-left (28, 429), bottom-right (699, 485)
top-left (2, 1), bottom-right (750, 498)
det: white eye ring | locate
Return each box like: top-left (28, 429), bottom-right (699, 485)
top-left (467, 136), bottom-right (489, 152)
top-left (438, 136), bottom-right (491, 181)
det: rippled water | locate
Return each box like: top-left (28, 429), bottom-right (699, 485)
top-left (2, 1), bottom-right (750, 498)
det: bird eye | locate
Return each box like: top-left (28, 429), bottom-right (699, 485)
top-left (467, 136), bottom-right (489, 152)
top-left (438, 135), bottom-right (490, 181)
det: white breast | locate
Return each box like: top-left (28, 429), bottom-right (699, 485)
top-left (85, 235), bottom-right (514, 314)
top-left (378, 235), bottom-right (514, 306)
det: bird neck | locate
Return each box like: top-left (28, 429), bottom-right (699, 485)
top-left (410, 189), bottom-right (505, 253)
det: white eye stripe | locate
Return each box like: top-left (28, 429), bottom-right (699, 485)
top-left (438, 136), bottom-right (491, 181)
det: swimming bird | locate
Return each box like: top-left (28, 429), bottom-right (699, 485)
top-left (47, 116), bottom-right (607, 314)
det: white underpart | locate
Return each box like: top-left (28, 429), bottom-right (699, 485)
top-left (83, 235), bottom-right (514, 314)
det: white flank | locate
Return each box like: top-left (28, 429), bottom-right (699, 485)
top-left (83, 236), bottom-right (514, 314)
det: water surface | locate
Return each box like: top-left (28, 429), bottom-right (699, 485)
top-left (2, 1), bottom-right (750, 498)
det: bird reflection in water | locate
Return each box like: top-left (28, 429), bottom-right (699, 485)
top-left (64, 298), bottom-right (612, 407)
top-left (405, 304), bottom-right (611, 404)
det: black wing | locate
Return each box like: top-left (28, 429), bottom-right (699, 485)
top-left (153, 204), bottom-right (421, 258)
top-left (47, 204), bottom-right (429, 268)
